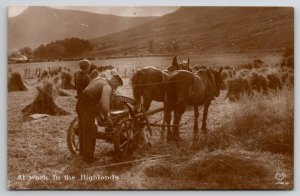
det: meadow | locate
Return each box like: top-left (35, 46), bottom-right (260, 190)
top-left (7, 52), bottom-right (293, 189)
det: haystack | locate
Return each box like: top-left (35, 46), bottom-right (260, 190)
top-left (61, 71), bottom-right (74, 89)
top-left (249, 72), bottom-right (268, 93)
top-left (8, 72), bottom-right (27, 92)
top-left (226, 77), bottom-right (250, 101)
top-left (22, 81), bottom-right (69, 117)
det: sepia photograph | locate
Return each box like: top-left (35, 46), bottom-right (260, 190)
top-left (7, 6), bottom-right (294, 190)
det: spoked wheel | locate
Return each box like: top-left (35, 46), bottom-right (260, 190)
top-left (67, 117), bottom-right (80, 155)
top-left (113, 119), bottom-right (141, 160)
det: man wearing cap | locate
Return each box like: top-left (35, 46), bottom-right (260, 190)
top-left (76, 73), bottom-right (123, 163)
top-left (75, 59), bottom-right (91, 98)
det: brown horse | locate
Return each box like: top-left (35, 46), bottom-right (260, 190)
top-left (165, 67), bottom-right (223, 142)
top-left (131, 56), bottom-right (192, 137)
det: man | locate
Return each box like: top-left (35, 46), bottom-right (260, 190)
top-left (76, 74), bottom-right (123, 163)
top-left (74, 59), bottom-right (91, 98)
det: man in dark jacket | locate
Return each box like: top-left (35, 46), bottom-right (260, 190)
top-left (76, 74), bottom-right (123, 163)
top-left (75, 59), bottom-right (91, 98)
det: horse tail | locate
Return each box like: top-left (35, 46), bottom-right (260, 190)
top-left (131, 71), bottom-right (142, 112)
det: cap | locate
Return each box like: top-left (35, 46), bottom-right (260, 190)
top-left (112, 74), bottom-right (123, 86)
top-left (79, 59), bottom-right (90, 71)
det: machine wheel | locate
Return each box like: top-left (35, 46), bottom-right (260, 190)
top-left (67, 117), bottom-right (80, 155)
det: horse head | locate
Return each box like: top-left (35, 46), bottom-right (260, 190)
top-left (179, 58), bottom-right (192, 72)
top-left (165, 56), bottom-right (193, 74)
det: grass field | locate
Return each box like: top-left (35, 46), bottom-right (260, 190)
top-left (7, 52), bottom-right (293, 189)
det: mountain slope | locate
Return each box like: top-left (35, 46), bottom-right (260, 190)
top-left (90, 7), bottom-right (293, 56)
top-left (8, 6), bottom-right (156, 52)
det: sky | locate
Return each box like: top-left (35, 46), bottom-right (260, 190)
top-left (8, 6), bottom-right (179, 17)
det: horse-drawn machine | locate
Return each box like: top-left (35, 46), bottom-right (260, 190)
top-left (67, 95), bottom-right (165, 159)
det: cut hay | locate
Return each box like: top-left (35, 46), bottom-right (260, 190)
top-left (8, 72), bottom-right (27, 92)
top-left (180, 151), bottom-right (269, 189)
top-left (22, 81), bottom-right (69, 117)
top-left (143, 163), bottom-right (174, 178)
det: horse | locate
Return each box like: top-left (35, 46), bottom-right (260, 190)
top-left (165, 67), bottom-right (223, 143)
top-left (131, 56), bottom-right (192, 138)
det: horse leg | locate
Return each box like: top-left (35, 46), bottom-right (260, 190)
top-left (201, 101), bottom-right (211, 134)
top-left (172, 103), bottom-right (185, 143)
top-left (165, 108), bottom-right (172, 141)
top-left (142, 97), bottom-right (152, 136)
top-left (161, 91), bottom-right (168, 140)
top-left (160, 117), bottom-right (166, 140)
top-left (193, 105), bottom-right (199, 144)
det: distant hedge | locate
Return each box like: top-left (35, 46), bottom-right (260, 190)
top-left (33, 37), bottom-right (93, 59)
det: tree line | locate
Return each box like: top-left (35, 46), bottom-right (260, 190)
top-left (9, 37), bottom-right (93, 60)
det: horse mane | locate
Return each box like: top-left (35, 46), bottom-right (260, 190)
top-left (196, 69), bottom-right (218, 97)
top-left (131, 71), bottom-right (142, 112)
top-left (206, 69), bottom-right (218, 96)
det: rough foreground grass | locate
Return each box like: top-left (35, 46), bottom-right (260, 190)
top-left (8, 53), bottom-right (293, 189)
top-left (8, 82), bottom-right (293, 189)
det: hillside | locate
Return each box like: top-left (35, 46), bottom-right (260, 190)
top-left (8, 6), bottom-right (156, 52)
top-left (90, 7), bottom-right (294, 56)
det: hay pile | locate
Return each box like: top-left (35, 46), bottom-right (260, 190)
top-left (180, 152), bottom-right (269, 189)
top-left (61, 71), bottom-right (74, 89)
top-left (8, 72), bottom-right (27, 92)
top-left (267, 73), bottom-right (282, 90)
top-left (22, 81), bottom-right (69, 117)
top-left (249, 72), bottom-right (268, 93)
top-left (226, 77), bottom-right (250, 101)
top-left (143, 164), bottom-right (174, 178)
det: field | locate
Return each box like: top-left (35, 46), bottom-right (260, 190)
top-left (7, 52), bottom-right (293, 189)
